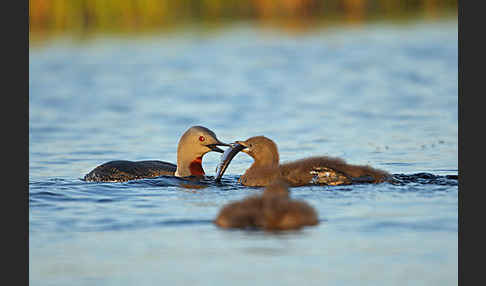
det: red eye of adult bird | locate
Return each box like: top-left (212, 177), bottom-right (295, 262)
top-left (199, 136), bottom-right (205, 142)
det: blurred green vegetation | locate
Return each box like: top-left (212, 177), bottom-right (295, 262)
top-left (30, 0), bottom-right (457, 38)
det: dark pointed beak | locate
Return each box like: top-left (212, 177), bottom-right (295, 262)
top-left (206, 140), bottom-right (231, 153)
top-left (215, 142), bottom-right (247, 181)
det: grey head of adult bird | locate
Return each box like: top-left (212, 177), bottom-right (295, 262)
top-left (215, 135), bottom-right (390, 187)
top-left (214, 179), bottom-right (319, 230)
top-left (84, 125), bottom-right (230, 182)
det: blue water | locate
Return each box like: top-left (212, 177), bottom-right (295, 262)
top-left (29, 19), bottom-right (458, 286)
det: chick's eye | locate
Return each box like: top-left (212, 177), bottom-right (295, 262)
top-left (199, 136), bottom-right (205, 142)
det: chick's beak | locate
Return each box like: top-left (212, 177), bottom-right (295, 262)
top-left (235, 141), bottom-right (249, 153)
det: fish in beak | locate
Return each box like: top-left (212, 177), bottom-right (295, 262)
top-left (215, 142), bottom-right (247, 181)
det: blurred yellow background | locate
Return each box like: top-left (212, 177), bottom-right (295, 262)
top-left (30, 0), bottom-right (457, 36)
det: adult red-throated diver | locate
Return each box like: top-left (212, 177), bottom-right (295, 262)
top-left (84, 126), bottom-right (230, 182)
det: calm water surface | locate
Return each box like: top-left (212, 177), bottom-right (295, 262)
top-left (29, 19), bottom-right (458, 286)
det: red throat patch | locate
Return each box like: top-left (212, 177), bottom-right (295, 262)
top-left (189, 157), bottom-right (205, 176)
